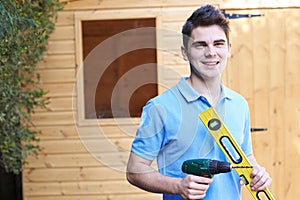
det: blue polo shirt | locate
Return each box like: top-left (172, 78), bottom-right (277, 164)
top-left (131, 77), bottom-right (252, 200)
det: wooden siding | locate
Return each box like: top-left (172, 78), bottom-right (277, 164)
top-left (226, 8), bottom-right (300, 200)
top-left (24, 1), bottom-right (300, 200)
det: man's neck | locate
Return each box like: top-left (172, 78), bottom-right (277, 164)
top-left (187, 75), bottom-right (222, 106)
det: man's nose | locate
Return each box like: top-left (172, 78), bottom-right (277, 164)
top-left (205, 45), bottom-right (217, 57)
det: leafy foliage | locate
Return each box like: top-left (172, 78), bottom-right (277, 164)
top-left (0, 0), bottom-right (64, 174)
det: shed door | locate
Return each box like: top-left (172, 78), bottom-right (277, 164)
top-left (224, 8), bottom-right (300, 199)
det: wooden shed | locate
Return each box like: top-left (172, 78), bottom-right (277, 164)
top-left (24, 0), bottom-right (300, 199)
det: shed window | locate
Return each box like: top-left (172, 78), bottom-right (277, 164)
top-left (82, 18), bottom-right (157, 119)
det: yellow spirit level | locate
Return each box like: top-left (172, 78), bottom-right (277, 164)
top-left (199, 107), bottom-right (275, 200)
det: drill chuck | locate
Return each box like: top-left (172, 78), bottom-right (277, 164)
top-left (208, 159), bottom-right (232, 174)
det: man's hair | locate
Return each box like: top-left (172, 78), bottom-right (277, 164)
top-left (181, 5), bottom-right (230, 49)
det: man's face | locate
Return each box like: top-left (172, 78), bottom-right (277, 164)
top-left (182, 25), bottom-right (231, 80)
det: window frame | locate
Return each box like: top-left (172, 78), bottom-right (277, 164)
top-left (74, 10), bottom-right (163, 126)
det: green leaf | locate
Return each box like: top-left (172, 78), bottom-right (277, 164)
top-left (0, 0), bottom-right (64, 174)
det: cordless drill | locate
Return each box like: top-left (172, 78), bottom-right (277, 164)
top-left (182, 159), bottom-right (253, 178)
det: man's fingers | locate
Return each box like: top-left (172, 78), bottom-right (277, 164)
top-left (181, 175), bottom-right (213, 199)
top-left (240, 178), bottom-right (245, 186)
top-left (187, 175), bottom-right (213, 185)
top-left (250, 166), bottom-right (272, 191)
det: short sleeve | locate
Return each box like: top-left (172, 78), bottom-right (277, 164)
top-left (241, 106), bottom-right (253, 156)
top-left (131, 100), bottom-right (167, 161)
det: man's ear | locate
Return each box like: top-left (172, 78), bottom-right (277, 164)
top-left (181, 46), bottom-right (189, 61)
top-left (227, 42), bottom-right (232, 58)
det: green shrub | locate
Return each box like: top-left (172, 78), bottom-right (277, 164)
top-left (0, 0), bottom-right (64, 174)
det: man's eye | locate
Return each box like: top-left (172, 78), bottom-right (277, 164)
top-left (215, 42), bottom-right (225, 47)
top-left (194, 43), bottom-right (206, 48)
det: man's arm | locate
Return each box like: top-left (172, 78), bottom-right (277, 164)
top-left (126, 152), bottom-right (213, 199)
top-left (247, 154), bottom-right (272, 191)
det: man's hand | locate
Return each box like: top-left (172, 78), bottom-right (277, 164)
top-left (250, 165), bottom-right (272, 191)
top-left (178, 175), bottom-right (213, 200)
top-left (246, 154), bottom-right (272, 191)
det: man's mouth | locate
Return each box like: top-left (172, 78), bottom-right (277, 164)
top-left (202, 61), bottom-right (220, 66)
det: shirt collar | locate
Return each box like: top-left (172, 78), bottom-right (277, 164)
top-left (177, 77), bottom-right (232, 103)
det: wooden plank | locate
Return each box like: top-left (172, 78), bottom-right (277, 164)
top-left (267, 10), bottom-right (286, 198)
top-left (162, 51), bottom-right (186, 65)
top-left (76, 124), bottom-right (138, 140)
top-left (47, 40), bottom-right (75, 55)
top-left (24, 152), bottom-right (129, 168)
top-left (285, 14), bottom-right (300, 99)
top-left (36, 124), bottom-right (138, 140)
top-left (74, 8), bottom-right (162, 22)
top-left (221, 1), bottom-right (300, 9)
top-left (23, 167), bottom-right (125, 182)
top-left (161, 21), bottom-right (184, 33)
top-left (42, 83), bottom-right (75, 98)
top-left (63, 0), bottom-right (219, 10)
top-left (36, 138), bottom-right (132, 154)
top-left (246, 11), bottom-right (271, 198)
top-left (161, 64), bottom-right (188, 80)
top-left (56, 11), bottom-right (75, 26)
top-left (36, 125), bottom-right (78, 139)
top-left (226, 17), bottom-right (254, 106)
top-left (38, 139), bottom-right (86, 154)
top-left (31, 111), bottom-right (75, 126)
top-left (252, 13), bottom-right (270, 128)
top-left (39, 69), bottom-right (75, 83)
top-left (37, 54), bottom-right (76, 69)
top-left (159, 35), bottom-right (182, 52)
top-left (23, 180), bottom-right (144, 196)
top-left (49, 26), bottom-right (75, 40)
top-left (41, 97), bottom-right (74, 112)
top-left (283, 104), bottom-right (299, 200)
top-left (62, 0), bottom-right (300, 11)
top-left (161, 7), bottom-right (197, 22)
top-left (282, 8), bottom-right (300, 200)
top-left (24, 193), bottom-right (161, 200)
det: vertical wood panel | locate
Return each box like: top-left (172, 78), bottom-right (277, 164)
top-left (283, 9), bottom-right (300, 199)
top-left (227, 16), bottom-right (255, 113)
top-left (267, 10), bottom-right (286, 198)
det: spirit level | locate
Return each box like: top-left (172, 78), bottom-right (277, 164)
top-left (199, 107), bottom-right (275, 200)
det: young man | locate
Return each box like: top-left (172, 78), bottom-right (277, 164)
top-left (126, 5), bottom-right (272, 200)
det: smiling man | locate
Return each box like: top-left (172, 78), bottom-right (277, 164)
top-left (126, 5), bottom-right (272, 200)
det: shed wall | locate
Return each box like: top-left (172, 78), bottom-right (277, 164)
top-left (23, 1), bottom-right (300, 199)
